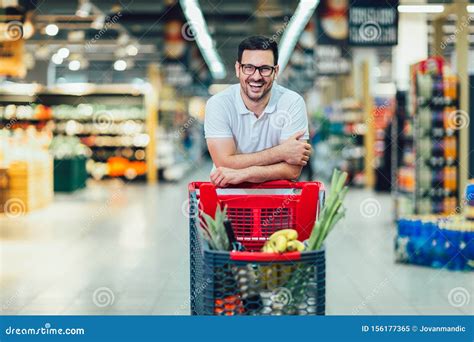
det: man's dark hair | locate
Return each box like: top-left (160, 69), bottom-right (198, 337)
top-left (237, 35), bottom-right (278, 65)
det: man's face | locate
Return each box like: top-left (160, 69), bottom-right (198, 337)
top-left (235, 50), bottom-right (279, 102)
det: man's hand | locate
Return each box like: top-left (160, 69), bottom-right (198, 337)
top-left (210, 167), bottom-right (248, 187)
top-left (277, 131), bottom-right (312, 166)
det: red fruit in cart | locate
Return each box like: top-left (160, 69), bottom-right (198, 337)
top-left (224, 303), bottom-right (236, 311)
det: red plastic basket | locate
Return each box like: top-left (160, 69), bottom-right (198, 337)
top-left (188, 180), bottom-right (324, 252)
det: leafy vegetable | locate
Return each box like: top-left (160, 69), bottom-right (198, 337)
top-left (199, 205), bottom-right (230, 251)
top-left (307, 169), bottom-right (348, 251)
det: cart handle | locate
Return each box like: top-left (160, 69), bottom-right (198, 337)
top-left (189, 180), bottom-right (324, 191)
top-left (225, 180), bottom-right (297, 189)
top-left (230, 251), bottom-right (301, 262)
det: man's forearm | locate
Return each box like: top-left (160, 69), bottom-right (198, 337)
top-left (217, 145), bottom-right (283, 169)
top-left (241, 162), bottom-right (302, 183)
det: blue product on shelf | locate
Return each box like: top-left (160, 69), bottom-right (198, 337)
top-left (395, 215), bottom-right (473, 271)
top-left (407, 220), bottom-right (423, 264)
top-left (397, 218), bottom-right (411, 237)
top-left (463, 229), bottom-right (474, 271)
top-left (442, 223), bottom-right (466, 271)
top-left (466, 183), bottom-right (474, 220)
top-left (395, 218), bottom-right (412, 263)
top-left (431, 225), bottom-right (448, 268)
top-left (466, 183), bottom-right (474, 202)
top-left (419, 219), bottom-right (438, 266)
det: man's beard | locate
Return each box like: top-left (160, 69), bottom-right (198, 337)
top-left (241, 78), bottom-right (273, 102)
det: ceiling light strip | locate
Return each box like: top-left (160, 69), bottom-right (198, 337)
top-left (397, 5), bottom-right (445, 14)
top-left (278, 0), bottom-right (320, 72)
top-left (180, 0), bottom-right (226, 79)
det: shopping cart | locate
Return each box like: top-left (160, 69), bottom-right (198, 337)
top-left (189, 180), bottom-right (325, 315)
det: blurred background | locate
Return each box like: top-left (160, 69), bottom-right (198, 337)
top-left (0, 0), bottom-right (473, 316)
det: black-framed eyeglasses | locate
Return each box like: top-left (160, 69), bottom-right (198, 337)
top-left (239, 63), bottom-right (276, 77)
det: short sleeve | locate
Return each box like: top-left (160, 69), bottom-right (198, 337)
top-left (279, 96), bottom-right (309, 141)
top-left (204, 98), bottom-right (233, 139)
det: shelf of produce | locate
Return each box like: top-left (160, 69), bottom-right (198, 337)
top-left (0, 118), bottom-right (53, 123)
top-left (85, 145), bottom-right (147, 149)
top-left (0, 84), bottom-right (157, 183)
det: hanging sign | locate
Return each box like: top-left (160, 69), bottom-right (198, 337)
top-left (348, 0), bottom-right (398, 46)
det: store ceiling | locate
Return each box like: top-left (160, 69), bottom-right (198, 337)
top-left (15, 0), bottom-right (474, 86)
top-left (25, 0), bottom-right (298, 85)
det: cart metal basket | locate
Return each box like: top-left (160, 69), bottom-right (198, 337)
top-left (189, 180), bottom-right (325, 315)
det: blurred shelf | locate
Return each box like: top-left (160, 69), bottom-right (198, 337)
top-left (398, 189), bottom-right (415, 195)
top-left (417, 96), bottom-right (457, 107)
top-left (53, 118), bottom-right (145, 123)
top-left (417, 188), bottom-right (458, 198)
top-left (54, 132), bottom-right (145, 137)
top-left (86, 145), bottom-right (147, 149)
top-left (0, 118), bottom-right (53, 123)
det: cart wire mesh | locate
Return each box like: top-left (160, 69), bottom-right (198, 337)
top-left (189, 182), bottom-right (326, 315)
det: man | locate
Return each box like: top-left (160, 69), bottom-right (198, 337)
top-left (204, 35), bottom-right (312, 187)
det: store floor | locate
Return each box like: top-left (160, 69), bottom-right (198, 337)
top-left (1, 163), bottom-right (472, 316)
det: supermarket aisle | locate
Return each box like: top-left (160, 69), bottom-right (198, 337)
top-left (1, 163), bottom-right (472, 315)
top-left (0, 163), bottom-right (214, 315)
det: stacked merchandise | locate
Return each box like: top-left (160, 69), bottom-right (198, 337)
top-left (0, 103), bottom-right (53, 130)
top-left (52, 104), bottom-right (148, 180)
top-left (395, 181), bottom-right (474, 271)
top-left (325, 99), bottom-right (365, 186)
top-left (50, 136), bottom-right (90, 192)
top-left (373, 97), bottom-right (395, 192)
top-left (0, 128), bottom-right (53, 213)
top-left (373, 97), bottom-right (395, 169)
top-left (397, 57), bottom-right (459, 216)
top-left (0, 89), bottom-right (150, 182)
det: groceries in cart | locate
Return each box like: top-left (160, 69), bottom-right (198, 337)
top-left (199, 169), bottom-right (348, 253)
top-left (192, 169), bottom-right (348, 315)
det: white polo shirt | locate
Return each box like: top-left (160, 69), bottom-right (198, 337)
top-left (204, 83), bottom-right (309, 154)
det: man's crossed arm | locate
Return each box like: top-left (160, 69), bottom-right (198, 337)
top-left (207, 131), bottom-right (312, 187)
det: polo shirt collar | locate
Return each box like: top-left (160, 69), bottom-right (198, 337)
top-left (235, 83), bottom-right (279, 115)
top-left (235, 86), bottom-right (250, 115)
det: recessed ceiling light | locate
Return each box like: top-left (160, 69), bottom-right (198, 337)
top-left (69, 60), bottom-right (81, 71)
top-left (58, 47), bottom-right (70, 59)
top-left (114, 60), bottom-right (127, 71)
top-left (126, 45), bottom-right (138, 56)
top-left (52, 54), bottom-right (63, 65)
top-left (45, 24), bottom-right (59, 36)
